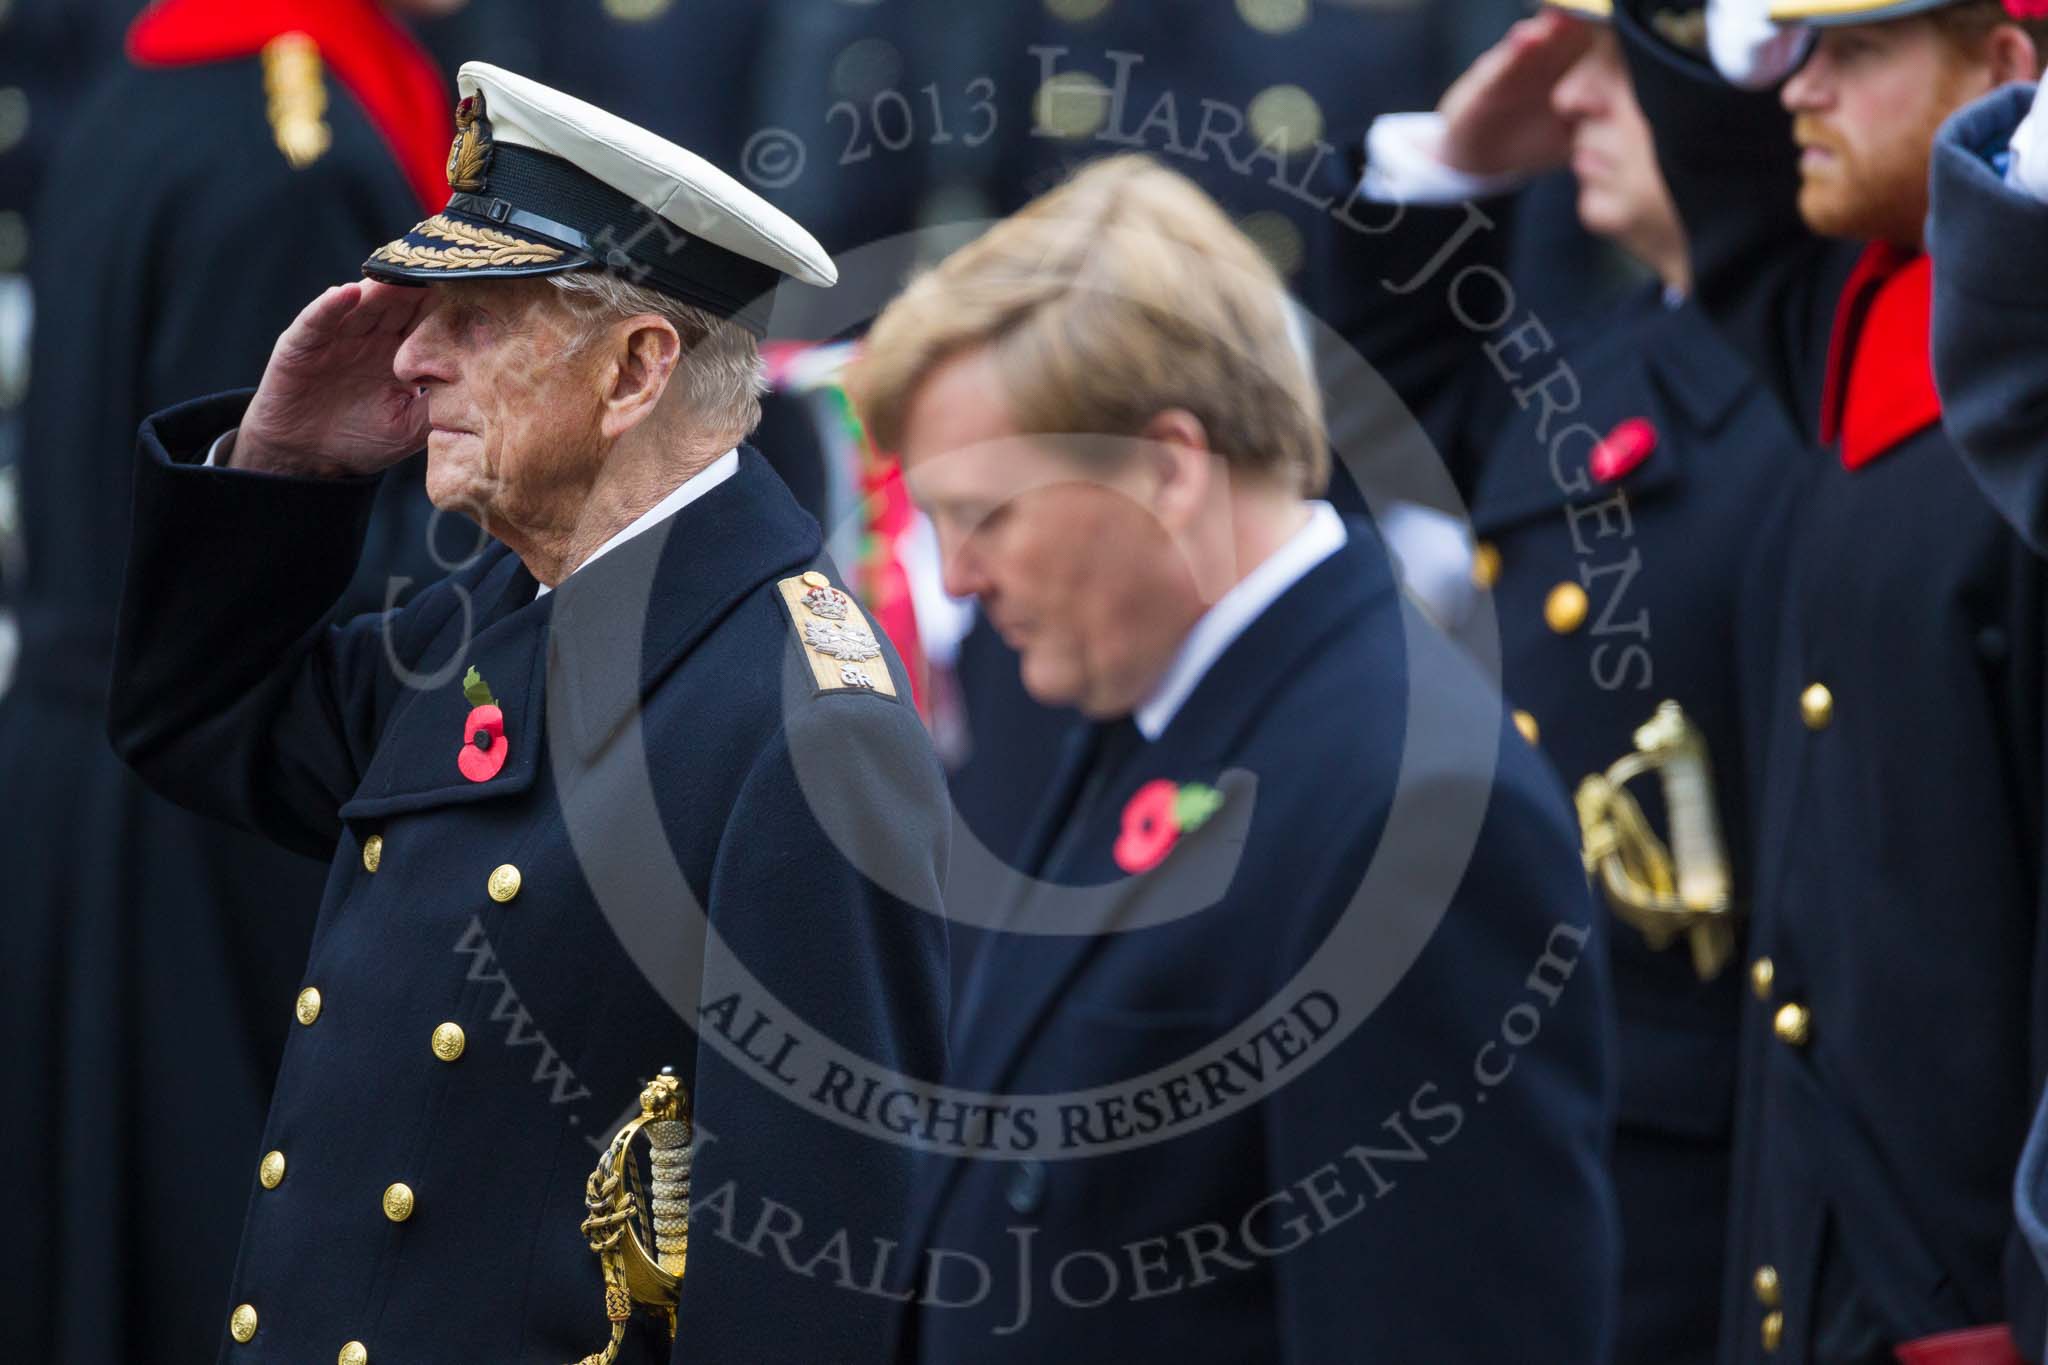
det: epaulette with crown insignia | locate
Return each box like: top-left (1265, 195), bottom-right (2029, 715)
top-left (776, 571), bottom-right (899, 698)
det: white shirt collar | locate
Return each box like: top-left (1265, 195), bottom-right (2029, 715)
top-left (534, 448), bottom-right (739, 598)
top-left (1133, 501), bottom-right (1348, 741)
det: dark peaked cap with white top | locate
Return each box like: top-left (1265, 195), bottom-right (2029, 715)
top-left (365, 62), bottom-right (836, 336)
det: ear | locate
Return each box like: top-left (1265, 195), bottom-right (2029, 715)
top-left (598, 314), bottom-right (683, 440)
top-left (1985, 24), bottom-right (2041, 85)
top-left (1136, 408), bottom-right (1216, 537)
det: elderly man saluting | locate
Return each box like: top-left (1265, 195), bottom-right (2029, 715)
top-left (106, 64), bottom-right (948, 1364)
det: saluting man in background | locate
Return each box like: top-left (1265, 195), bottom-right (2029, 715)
top-left (1341, 3), bottom-right (1809, 1359)
top-left (1616, 0), bottom-right (2048, 1359)
top-left (106, 63), bottom-right (949, 1364)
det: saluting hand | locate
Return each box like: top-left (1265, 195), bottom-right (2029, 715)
top-left (1437, 10), bottom-right (1595, 179)
top-left (231, 281), bottom-right (431, 478)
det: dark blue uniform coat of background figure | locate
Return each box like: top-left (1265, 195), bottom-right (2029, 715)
top-left (1929, 79), bottom-right (2048, 1305)
top-left (1315, 118), bottom-right (1803, 1358)
top-left (896, 519), bottom-right (1621, 1363)
top-left (107, 393), bottom-right (950, 1364)
top-left (0, 37), bottom-right (443, 1365)
top-left (1621, 8), bottom-right (2048, 1361)
top-left (1930, 84), bottom-right (2048, 555)
top-left (1457, 283), bottom-right (1805, 1365)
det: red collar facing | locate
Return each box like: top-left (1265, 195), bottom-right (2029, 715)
top-left (127, 0), bottom-right (451, 212)
top-left (1818, 241), bottom-right (1942, 472)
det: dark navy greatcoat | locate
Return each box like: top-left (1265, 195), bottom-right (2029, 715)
top-left (0, 34), bottom-right (442, 1365)
top-left (1461, 283), bottom-right (1805, 1365)
top-left (1930, 84), bottom-right (2048, 555)
top-left (108, 393), bottom-right (950, 1364)
top-left (896, 519), bottom-right (1621, 1363)
top-left (1929, 84), bottom-right (2048, 1302)
top-left (1315, 124), bottom-right (1798, 1357)
top-left (1621, 9), bottom-right (2048, 1361)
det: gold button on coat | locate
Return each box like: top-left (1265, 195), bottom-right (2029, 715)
top-left (487, 864), bottom-right (521, 903)
top-left (1544, 581), bottom-right (1589, 634)
top-left (1753, 1264), bottom-right (1780, 1307)
top-left (295, 986), bottom-right (322, 1026)
top-left (339, 1342), bottom-right (369, 1365)
top-left (1761, 1310), bottom-right (1784, 1351)
top-left (361, 834), bottom-right (382, 873)
top-left (1513, 710), bottom-right (1540, 745)
top-left (382, 1182), bottom-right (415, 1222)
top-left (801, 570), bottom-right (830, 589)
top-left (258, 1150), bottom-right (286, 1189)
top-left (1751, 957), bottom-right (1775, 1002)
top-left (1800, 683), bottom-right (1834, 730)
top-left (1471, 541), bottom-right (1501, 589)
top-left (229, 1303), bottom-right (259, 1343)
top-left (1774, 1002), bottom-right (1812, 1047)
top-left (431, 1022), bottom-right (466, 1062)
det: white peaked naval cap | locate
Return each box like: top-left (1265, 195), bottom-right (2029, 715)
top-left (366, 62), bottom-right (836, 336)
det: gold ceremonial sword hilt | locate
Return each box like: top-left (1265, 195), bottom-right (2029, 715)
top-left (569, 1069), bottom-right (692, 1365)
top-left (1574, 700), bottom-right (1737, 981)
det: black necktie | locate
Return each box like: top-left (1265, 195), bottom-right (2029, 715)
top-left (1039, 716), bottom-right (1145, 876)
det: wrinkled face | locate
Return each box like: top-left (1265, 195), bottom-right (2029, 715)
top-left (1782, 19), bottom-right (1984, 246)
top-left (897, 349), bottom-right (1189, 719)
top-left (1550, 28), bottom-right (1681, 254)
top-left (392, 279), bottom-right (606, 535)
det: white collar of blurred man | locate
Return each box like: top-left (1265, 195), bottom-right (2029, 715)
top-left (854, 156), bottom-right (1336, 726)
top-left (1780, 0), bottom-right (2044, 246)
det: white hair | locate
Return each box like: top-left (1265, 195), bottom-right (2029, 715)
top-left (545, 270), bottom-right (767, 438)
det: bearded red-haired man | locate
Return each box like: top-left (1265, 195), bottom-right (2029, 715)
top-left (1613, 0), bottom-right (2048, 1361)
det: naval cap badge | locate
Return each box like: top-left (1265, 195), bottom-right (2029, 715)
top-left (446, 90), bottom-right (494, 192)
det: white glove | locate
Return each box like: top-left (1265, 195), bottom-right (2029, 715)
top-left (2008, 85), bottom-right (2048, 203)
top-left (1706, 0), bottom-right (1814, 89)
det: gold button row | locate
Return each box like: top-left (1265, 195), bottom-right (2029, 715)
top-left (1774, 1002), bottom-right (1812, 1048)
top-left (431, 1021), bottom-right (466, 1062)
top-left (1466, 542), bottom-right (1595, 641)
top-left (1471, 541), bottom-right (1502, 590)
top-left (1751, 957), bottom-right (1775, 1001)
top-left (362, 836), bottom-right (528, 910)
top-left (1755, 1265), bottom-right (1783, 1350)
top-left (225, 1305), bottom-right (368, 1362)
top-left (1544, 581), bottom-right (1589, 634)
top-left (487, 863), bottom-right (521, 903)
top-left (1800, 682), bottom-right (1833, 731)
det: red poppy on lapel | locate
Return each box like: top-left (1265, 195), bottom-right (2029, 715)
top-left (457, 666), bottom-right (508, 783)
top-left (1114, 779), bottom-right (1225, 875)
top-left (1590, 418), bottom-right (1657, 484)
